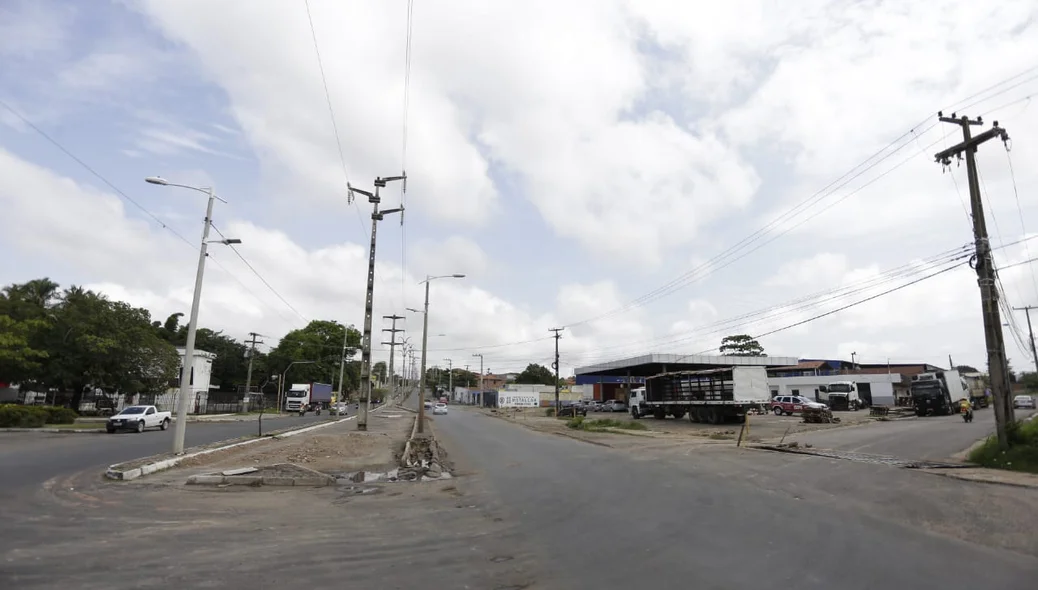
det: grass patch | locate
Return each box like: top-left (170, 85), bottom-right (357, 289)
top-left (968, 418), bottom-right (1038, 473)
top-left (565, 417), bottom-right (647, 432)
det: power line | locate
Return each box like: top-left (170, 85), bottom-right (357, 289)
top-left (210, 222), bottom-right (309, 323)
top-left (303, 0), bottom-right (351, 190)
top-left (400, 0), bottom-right (415, 319)
top-left (0, 98), bottom-right (305, 328)
top-left (560, 66), bottom-right (1038, 331)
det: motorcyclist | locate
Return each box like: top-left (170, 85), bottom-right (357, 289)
top-left (959, 397), bottom-right (973, 419)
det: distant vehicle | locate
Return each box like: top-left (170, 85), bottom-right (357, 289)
top-left (285, 382), bottom-right (333, 414)
top-left (433, 403), bottom-right (448, 415)
top-left (1013, 394), bottom-right (1036, 409)
top-left (603, 399), bottom-right (627, 412)
top-left (330, 402), bottom-right (349, 416)
top-left (424, 400), bottom-right (433, 410)
top-left (630, 366), bottom-right (771, 424)
top-left (439, 396), bottom-right (448, 404)
top-left (911, 370), bottom-right (969, 416)
top-left (771, 395), bottom-right (827, 416)
top-left (106, 405), bottom-right (171, 433)
top-left (819, 381), bottom-right (862, 411)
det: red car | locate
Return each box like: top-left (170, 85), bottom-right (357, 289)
top-left (771, 395), bottom-right (826, 416)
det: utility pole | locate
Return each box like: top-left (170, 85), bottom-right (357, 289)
top-left (348, 174), bottom-right (406, 431)
top-left (244, 332), bottom-right (264, 408)
top-left (949, 354), bottom-right (955, 371)
top-left (1012, 306), bottom-right (1038, 371)
top-left (381, 314), bottom-right (404, 403)
top-left (443, 358), bottom-right (453, 399)
top-left (473, 353), bottom-right (484, 403)
top-left (934, 113), bottom-right (1013, 448)
top-left (550, 327), bottom-right (564, 413)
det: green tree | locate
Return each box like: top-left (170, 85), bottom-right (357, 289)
top-left (514, 363), bottom-right (557, 385)
top-left (719, 334), bottom-right (766, 356)
top-left (0, 315), bottom-right (49, 381)
top-left (268, 320), bottom-right (361, 391)
top-left (1, 280), bottom-right (180, 406)
top-left (1019, 372), bottom-right (1038, 391)
top-left (955, 364), bottom-right (980, 373)
top-left (373, 361), bottom-right (388, 384)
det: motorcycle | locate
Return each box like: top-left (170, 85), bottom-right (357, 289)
top-left (961, 406), bottom-right (974, 423)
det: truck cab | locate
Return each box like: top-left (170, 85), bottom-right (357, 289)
top-left (820, 381), bottom-right (862, 411)
top-left (910, 371), bottom-right (967, 416)
top-left (285, 384), bottom-right (311, 413)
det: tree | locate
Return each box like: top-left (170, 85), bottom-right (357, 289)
top-left (267, 320), bottom-right (361, 391)
top-left (1, 280), bottom-right (180, 406)
top-left (1019, 372), bottom-right (1038, 391)
top-left (373, 361), bottom-right (387, 384)
top-left (514, 363), bottom-right (557, 385)
top-left (955, 364), bottom-right (980, 373)
top-left (0, 315), bottom-right (49, 382)
top-left (719, 334), bottom-right (765, 356)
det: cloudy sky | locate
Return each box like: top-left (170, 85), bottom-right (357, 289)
top-left (3, 0), bottom-right (1038, 378)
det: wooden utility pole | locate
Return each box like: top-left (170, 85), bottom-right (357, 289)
top-left (550, 327), bottom-right (564, 413)
top-left (473, 353), bottom-right (484, 403)
top-left (381, 314), bottom-right (404, 402)
top-left (1012, 306), bottom-right (1038, 371)
top-left (244, 332), bottom-right (264, 408)
top-left (934, 113), bottom-right (1013, 448)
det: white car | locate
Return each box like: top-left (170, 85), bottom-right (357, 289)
top-left (1013, 394), bottom-right (1036, 409)
top-left (432, 403), bottom-right (448, 415)
top-left (106, 405), bottom-right (171, 433)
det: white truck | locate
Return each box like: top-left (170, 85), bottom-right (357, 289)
top-left (629, 366), bottom-right (771, 424)
top-left (819, 381), bottom-right (863, 411)
top-left (105, 405), bottom-right (171, 433)
top-left (285, 382), bottom-right (333, 414)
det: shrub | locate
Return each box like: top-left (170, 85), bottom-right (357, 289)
top-left (566, 417), bottom-right (647, 432)
top-left (968, 418), bottom-right (1038, 473)
top-left (0, 404), bottom-right (79, 428)
top-left (0, 405), bottom-right (47, 428)
top-left (545, 408), bottom-right (556, 417)
top-left (42, 406), bottom-right (78, 424)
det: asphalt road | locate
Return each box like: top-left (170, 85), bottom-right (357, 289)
top-left (435, 409), bottom-right (1038, 589)
top-left (788, 406), bottom-right (1038, 461)
top-left (0, 413), bottom-right (333, 497)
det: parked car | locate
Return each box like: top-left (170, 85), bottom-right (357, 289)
top-left (771, 395), bottom-right (826, 416)
top-left (603, 399), bottom-right (628, 412)
top-left (106, 405), bottom-right (171, 433)
top-left (433, 403), bottom-right (448, 415)
top-left (1013, 394), bottom-right (1036, 409)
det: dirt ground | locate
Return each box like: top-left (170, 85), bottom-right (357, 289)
top-left (148, 411), bottom-right (414, 483)
top-left (489, 406), bottom-right (880, 445)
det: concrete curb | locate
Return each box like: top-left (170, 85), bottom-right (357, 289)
top-left (186, 474), bottom-right (335, 487)
top-left (0, 427), bottom-right (107, 434)
top-left (105, 411), bottom-right (378, 481)
top-left (919, 468), bottom-right (1038, 489)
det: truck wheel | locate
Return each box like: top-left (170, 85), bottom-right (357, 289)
top-left (671, 410), bottom-right (686, 420)
top-left (136, 420), bottom-right (145, 433)
top-left (631, 407), bottom-right (640, 419)
top-left (106, 427), bottom-right (115, 434)
top-left (773, 406), bottom-right (783, 416)
top-left (160, 418), bottom-right (170, 431)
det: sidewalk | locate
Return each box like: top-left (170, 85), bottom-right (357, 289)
top-left (920, 467), bottom-right (1038, 489)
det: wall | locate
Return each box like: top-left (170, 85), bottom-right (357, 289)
top-left (153, 348), bottom-right (216, 414)
top-left (767, 373), bottom-right (900, 406)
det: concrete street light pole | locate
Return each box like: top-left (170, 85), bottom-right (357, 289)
top-left (145, 176), bottom-right (240, 455)
top-left (412, 274), bottom-right (465, 434)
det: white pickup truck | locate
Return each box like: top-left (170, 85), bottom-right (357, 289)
top-left (106, 405), bottom-right (171, 433)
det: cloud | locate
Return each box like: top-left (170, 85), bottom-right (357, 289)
top-left (407, 235), bottom-right (490, 279)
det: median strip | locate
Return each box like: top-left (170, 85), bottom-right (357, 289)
top-left (105, 407), bottom-right (391, 481)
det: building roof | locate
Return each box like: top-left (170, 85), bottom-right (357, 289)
top-left (575, 353), bottom-right (799, 378)
top-left (769, 360), bottom-right (829, 371)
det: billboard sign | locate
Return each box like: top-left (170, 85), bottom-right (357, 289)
top-left (499, 393), bottom-right (539, 408)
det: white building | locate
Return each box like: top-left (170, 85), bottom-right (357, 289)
top-left (767, 373), bottom-right (901, 406)
top-left (151, 348), bottom-right (216, 414)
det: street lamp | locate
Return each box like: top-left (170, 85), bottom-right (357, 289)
top-left (145, 176), bottom-right (241, 455)
top-left (279, 360), bottom-right (316, 413)
top-left (415, 274), bottom-right (465, 434)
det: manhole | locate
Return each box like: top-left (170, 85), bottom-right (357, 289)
top-left (756, 445), bottom-right (973, 469)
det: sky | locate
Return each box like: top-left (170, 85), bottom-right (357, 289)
top-left (3, 0), bottom-right (1038, 380)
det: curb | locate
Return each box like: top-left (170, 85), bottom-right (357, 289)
top-left (0, 427), bottom-right (107, 434)
top-left (919, 468), bottom-right (1038, 490)
top-left (186, 474), bottom-right (334, 487)
top-left (105, 409), bottom-right (388, 481)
